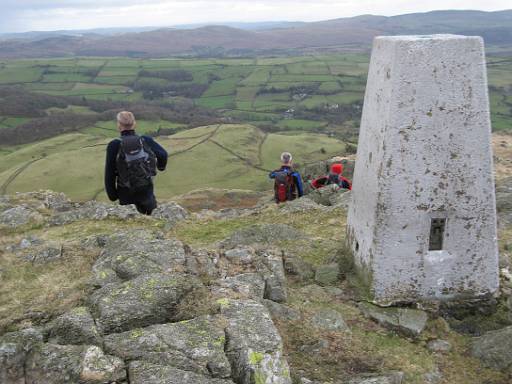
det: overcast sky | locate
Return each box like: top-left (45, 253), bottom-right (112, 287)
top-left (0, 0), bottom-right (510, 33)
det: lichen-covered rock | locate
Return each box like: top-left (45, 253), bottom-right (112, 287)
top-left (25, 344), bottom-right (125, 384)
top-left (152, 202), bottom-right (189, 228)
top-left (314, 263), bottom-right (340, 286)
top-left (0, 205), bottom-right (43, 228)
top-left (91, 231), bottom-right (186, 285)
top-left (280, 198), bottom-right (324, 213)
top-left (129, 361), bottom-right (235, 384)
top-left (186, 248), bottom-right (222, 278)
top-left (105, 315), bottom-right (230, 378)
top-left (224, 246), bottom-right (255, 265)
top-left (347, 372), bottom-right (404, 384)
top-left (311, 308), bottom-right (350, 332)
top-left (221, 224), bottom-right (305, 249)
top-left (329, 190), bottom-right (352, 209)
top-left (47, 307), bottom-right (102, 346)
top-left (471, 325), bottom-right (512, 370)
top-left (307, 184), bottom-right (349, 207)
top-left (18, 242), bottom-right (63, 264)
top-left (0, 328), bottom-right (43, 384)
top-left (358, 303), bottom-right (428, 337)
top-left (49, 201), bottom-right (139, 226)
top-left (89, 273), bottom-right (205, 334)
top-left (214, 273), bottom-right (265, 300)
top-left (221, 299), bottom-right (292, 384)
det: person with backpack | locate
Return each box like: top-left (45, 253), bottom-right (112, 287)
top-left (269, 152), bottom-right (304, 203)
top-left (104, 111), bottom-right (168, 215)
top-left (311, 163), bottom-right (352, 190)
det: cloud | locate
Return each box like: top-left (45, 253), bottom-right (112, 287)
top-left (0, 0), bottom-right (510, 33)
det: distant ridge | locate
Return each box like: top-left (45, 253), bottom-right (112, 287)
top-left (0, 10), bottom-right (511, 58)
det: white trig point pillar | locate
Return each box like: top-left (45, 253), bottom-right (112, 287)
top-left (347, 35), bottom-right (499, 304)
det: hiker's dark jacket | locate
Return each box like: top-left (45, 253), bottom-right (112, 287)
top-left (104, 130), bottom-right (168, 203)
top-left (269, 165), bottom-right (304, 197)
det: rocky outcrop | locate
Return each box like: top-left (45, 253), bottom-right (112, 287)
top-left (220, 223), bottom-right (306, 249)
top-left (0, 205), bottom-right (43, 228)
top-left (471, 325), bottom-right (512, 371)
top-left (47, 307), bottom-right (102, 346)
top-left (222, 300), bottom-right (292, 384)
top-left (358, 303), bottom-right (428, 337)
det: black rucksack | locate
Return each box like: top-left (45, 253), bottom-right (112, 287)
top-left (116, 135), bottom-right (157, 191)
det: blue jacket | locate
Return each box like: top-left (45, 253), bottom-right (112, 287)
top-left (269, 165), bottom-right (304, 197)
top-left (104, 130), bottom-right (168, 203)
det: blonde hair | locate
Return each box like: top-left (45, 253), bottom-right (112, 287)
top-left (117, 111), bottom-right (136, 130)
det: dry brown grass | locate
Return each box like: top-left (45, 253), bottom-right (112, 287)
top-left (493, 133), bottom-right (512, 180)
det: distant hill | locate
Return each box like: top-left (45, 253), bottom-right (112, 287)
top-left (0, 10), bottom-right (511, 58)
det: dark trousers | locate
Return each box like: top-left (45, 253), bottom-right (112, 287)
top-left (118, 186), bottom-right (157, 215)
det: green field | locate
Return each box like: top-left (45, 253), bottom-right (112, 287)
top-left (0, 53), bottom-right (510, 199)
top-left (0, 124), bottom-right (347, 200)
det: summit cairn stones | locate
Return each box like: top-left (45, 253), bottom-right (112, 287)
top-left (347, 35), bottom-right (499, 304)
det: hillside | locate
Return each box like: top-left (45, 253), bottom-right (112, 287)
top-left (0, 180), bottom-right (511, 383)
top-left (0, 124), bottom-right (348, 200)
top-left (1, 10), bottom-right (511, 59)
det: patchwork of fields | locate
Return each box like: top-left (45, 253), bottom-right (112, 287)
top-left (0, 54), bottom-right (510, 199)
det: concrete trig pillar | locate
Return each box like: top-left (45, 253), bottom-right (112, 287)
top-left (347, 35), bottom-right (499, 304)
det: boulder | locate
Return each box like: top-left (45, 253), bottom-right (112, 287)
top-left (359, 303), bottom-right (428, 337)
top-left (214, 273), bottom-right (266, 300)
top-left (129, 361), bottom-right (235, 384)
top-left (221, 299), bottom-right (292, 384)
top-left (0, 206), bottom-right (43, 228)
top-left (186, 248), bottom-right (222, 278)
top-left (471, 325), bottom-right (512, 370)
top-left (314, 263), bottom-right (340, 286)
top-left (307, 185), bottom-right (350, 207)
top-left (260, 249), bottom-right (288, 303)
top-left (280, 198), bottom-right (324, 213)
top-left (152, 202), bottom-right (189, 228)
top-left (224, 246), bottom-right (255, 265)
top-left (89, 272), bottom-right (205, 334)
top-left (264, 300), bottom-right (301, 322)
top-left (47, 307), bottom-right (102, 346)
top-left (49, 201), bottom-right (139, 226)
top-left (221, 224), bottom-right (305, 249)
top-left (91, 231), bottom-right (186, 285)
top-left (0, 328), bottom-right (43, 384)
top-left (105, 315), bottom-right (231, 378)
top-left (311, 308), bottom-right (350, 332)
top-left (25, 344), bottom-right (125, 384)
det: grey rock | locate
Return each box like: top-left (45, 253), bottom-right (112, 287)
top-left (0, 328), bottom-right (43, 384)
top-left (91, 231), bottom-right (186, 285)
top-left (221, 299), bottom-right (292, 384)
top-left (347, 372), bottom-right (404, 384)
top-left (423, 367), bottom-right (443, 384)
top-left (224, 246), bottom-right (255, 265)
top-left (89, 273), bottom-right (205, 334)
top-left (25, 344), bottom-right (125, 384)
top-left (283, 255), bottom-right (315, 281)
top-left (214, 273), bottom-right (265, 300)
top-left (0, 206), bottom-right (43, 228)
top-left (152, 202), bottom-right (189, 228)
top-left (186, 248), bottom-right (221, 278)
top-left (105, 315), bottom-right (230, 378)
top-left (471, 325), bottom-right (512, 370)
top-left (47, 307), bottom-right (102, 346)
top-left (49, 201), bottom-right (139, 226)
top-left (129, 361), bottom-right (235, 384)
top-left (359, 303), bottom-right (428, 337)
top-left (311, 308), bottom-right (350, 332)
top-left (307, 184), bottom-right (349, 207)
top-left (20, 243), bottom-right (62, 264)
top-left (314, 263), bottom-right (340, 286)
top-left (261, 249), bottom-right (287, 303)
top-left (299, 339), bottom-right (329, 354)
top-left (427, 339), bottom-right (452, 353)
top-left (221, 224), bottom-right (305, 248)
top-left (43, 191), bottom-right (73, 212)
top-left (329, 189), bottom-right (352, 209)
top-left (264, 300), bottom-right (301, 321)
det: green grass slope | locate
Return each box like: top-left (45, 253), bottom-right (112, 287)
top-left (0, 124), bottom-right (347, 200)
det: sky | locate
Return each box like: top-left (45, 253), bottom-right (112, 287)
top-left (0, 0), bottom-right (510, 33)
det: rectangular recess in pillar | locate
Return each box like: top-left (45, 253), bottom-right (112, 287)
top-left (429, 218), bottom-right (446, 251)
